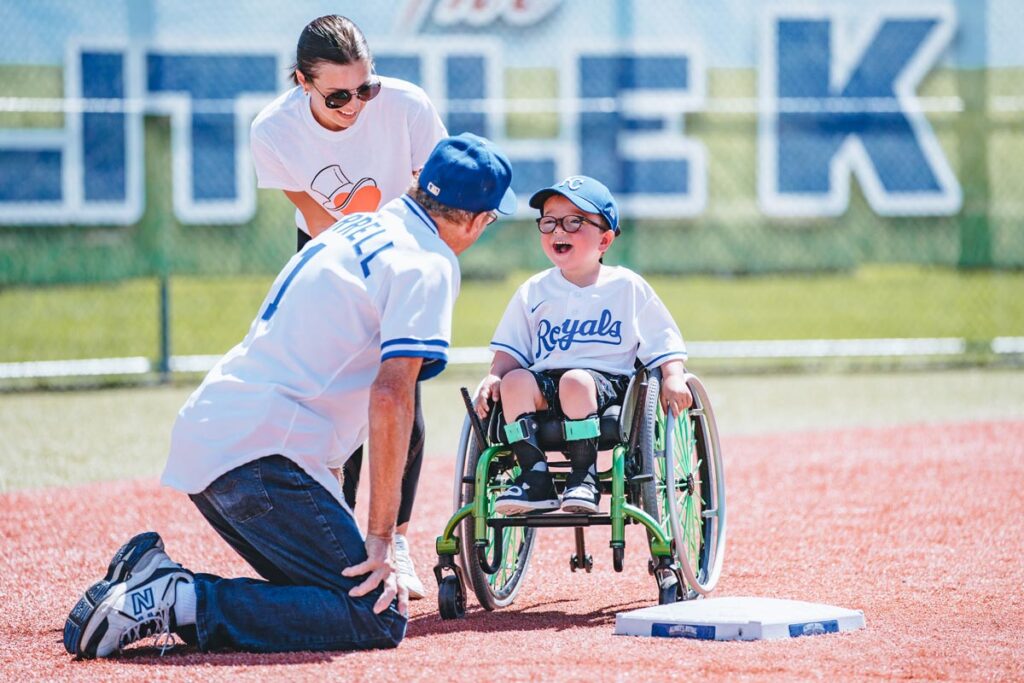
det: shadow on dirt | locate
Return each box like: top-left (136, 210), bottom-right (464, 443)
top-left (403, 598), bottom-right (651, 638)
top-left (90, 645), bottom-right (341, 666)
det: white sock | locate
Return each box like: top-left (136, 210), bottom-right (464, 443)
top-left (174, 581), bottom-right (197, 626)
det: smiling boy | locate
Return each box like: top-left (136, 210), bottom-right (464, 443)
top-left (473, 176), bottom-right (693, 514)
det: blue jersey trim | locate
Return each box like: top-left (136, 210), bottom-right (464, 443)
top-left (380, 349), bottom-right (449, 381)
top-left (646, 351), bottom-right (688, 368)
top-left (417, 358), bottom-right (448, 381)
top-left (402, 195), bottom-right (439, 236)
top-left (381, 349), bottom-right (448, 363)
top-left (491, 341), bottom-right (530, 367)
top-left (381, 337), bottom-right (450, 349)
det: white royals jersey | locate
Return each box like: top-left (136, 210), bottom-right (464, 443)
top-left (251, 78), bottom-right (447, 234)
top-left (162, 196), bottom-right (459, 508)
top-left (490, 266), bottom-right (687, 376)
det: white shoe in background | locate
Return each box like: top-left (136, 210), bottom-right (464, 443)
top-left (393, 533), bottom-right (426, 600)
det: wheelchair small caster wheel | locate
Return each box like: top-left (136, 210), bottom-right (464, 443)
top-left (438, 575), bottom-right (466, 619)
top-left (612, 547), bottom-right (624, 573)
top-left (570, 554), bottom-right (594, 573)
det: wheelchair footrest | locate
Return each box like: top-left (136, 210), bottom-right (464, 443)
top-left (489, 514), bottom-right (613, 529)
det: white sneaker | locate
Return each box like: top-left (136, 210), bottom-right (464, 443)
top-left (393, 533), bottom-right (426, 600)
top-left (65, 559), bottom-right (193, 658)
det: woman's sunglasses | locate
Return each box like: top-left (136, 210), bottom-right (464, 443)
top-left (310, 77), bottom-right (382, 109)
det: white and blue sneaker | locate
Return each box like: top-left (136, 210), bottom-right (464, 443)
top-left (494, 469), bottom-right (559, 516)
top-left (64, 534), bottom-right (193, 658)
top-left (560, 471), bottom-right (601, 514)
top-left (103, 531), bottom-right (167, 585)
top-left (66, 532), bottom-right (173, 618)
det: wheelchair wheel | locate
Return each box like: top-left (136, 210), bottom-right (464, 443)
top-left (658, 581), bottom-right (680, 605)
top-left (635, 374), bottom-right (682, 601)
top-left (438, 574), bottom-right (466, 619)
top-left (639, 373), bottom-right (726, 596)
top-left (455, 415), bottom-right (537, 610)
top-left (664, 374), bottom-right (727, 595)
top-left (634, 374), bottom-right (661, 523)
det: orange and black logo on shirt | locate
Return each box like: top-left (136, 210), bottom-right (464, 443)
top-left (310, 165), bottom-right (382, 214)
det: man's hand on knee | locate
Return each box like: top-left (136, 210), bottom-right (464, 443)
top-left (342, 533), bottom-right (409, 616)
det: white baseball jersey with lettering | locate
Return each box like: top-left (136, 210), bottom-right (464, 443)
top-left (162, 196), bottom-right (458, 508)
top-left (489, 266), bottom-right (686, 375)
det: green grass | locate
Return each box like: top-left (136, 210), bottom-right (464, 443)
top-left (455, 265), bottom-right (1024, 345)
top-left (1, 265), bottom-right (1021, 363)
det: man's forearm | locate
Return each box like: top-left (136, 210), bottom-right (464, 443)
top-left (366, 365), bottom-right (417, 538)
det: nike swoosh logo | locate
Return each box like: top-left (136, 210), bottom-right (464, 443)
top-left (530, 300), bottom-right (546, 314)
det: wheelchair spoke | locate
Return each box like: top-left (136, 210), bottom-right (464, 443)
top-left (497, 525), bottom-right (519, 586)
top-left (482, 465), bottom-right (529, 591)
top-left (662, 406), bottom-right (706, 582)
top-left (458, 417), bottom-right (539, 611)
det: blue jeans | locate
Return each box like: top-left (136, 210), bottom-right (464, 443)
top-left (187, 455), bottom-right (406, 653)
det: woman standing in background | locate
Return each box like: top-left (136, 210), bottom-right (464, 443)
top-left (250, 14), bottom-right (449, 599)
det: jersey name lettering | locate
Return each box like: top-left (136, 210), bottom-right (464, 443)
top-left (331, 214), bottom-right (396, 277)
top-left (535, 309), bottom-right (623, 360)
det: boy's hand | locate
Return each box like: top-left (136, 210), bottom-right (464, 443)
top-left (474, 374), bottom-right (502, 418)
top-left (660, 369), bottom-right (693, 417)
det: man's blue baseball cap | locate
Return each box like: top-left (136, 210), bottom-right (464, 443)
top-left (418, 133), bottom-right (517, 215)
top-left (529, 175), bottom-right (619, 234)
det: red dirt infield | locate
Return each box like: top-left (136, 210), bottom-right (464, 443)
top-left (2, 420), bottom-right (1022, 681)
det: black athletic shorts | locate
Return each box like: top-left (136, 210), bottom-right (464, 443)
top-left (297, 228), bottom-right (312, 251)
top-left (530, 368), bottom-right (630, 417)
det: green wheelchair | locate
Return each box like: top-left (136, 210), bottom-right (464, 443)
top-left (433, 367), bottom-right (727, 618)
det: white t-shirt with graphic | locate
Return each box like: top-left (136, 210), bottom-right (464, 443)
top-left (250, 77), bottom-right (448, 234)
top-left (162, 196), bottom-right (459, 508)
top-left (489, 266), bottom-right (687, 376)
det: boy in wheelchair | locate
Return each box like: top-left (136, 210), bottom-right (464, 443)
top-left (473, 175), bottom-right (692, 516)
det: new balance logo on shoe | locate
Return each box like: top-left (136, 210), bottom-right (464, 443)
top-left (131, 588), bottom-right (155, 617)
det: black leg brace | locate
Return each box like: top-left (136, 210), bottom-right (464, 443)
top-left (565, 412), bottom-right (600, 474)
top-left (505, 411), bottom-right (547, 471)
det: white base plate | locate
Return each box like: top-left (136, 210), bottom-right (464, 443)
top-left (615, 596), bottom-right (866, 641)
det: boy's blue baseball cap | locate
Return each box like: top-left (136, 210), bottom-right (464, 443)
top-left (528, 175), bottom-right (619, 234)
top-left (418, 133), bottom-right (517, 215)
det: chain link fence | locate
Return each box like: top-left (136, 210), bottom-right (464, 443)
top-left (0, 0), bottom-right (1022, 381)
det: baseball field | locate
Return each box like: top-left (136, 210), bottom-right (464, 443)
top-left (2, 368), bottom-right (1022, 680)
top-left (2, 0), bottom-right (1024, 679)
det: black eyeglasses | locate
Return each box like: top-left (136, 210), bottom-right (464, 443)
top-left (310, 77), bottom-right (382, 109)
top-left (536, 215), bottom-right (605, 234)
top-left (485, 211), bottom-right (498, 225)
